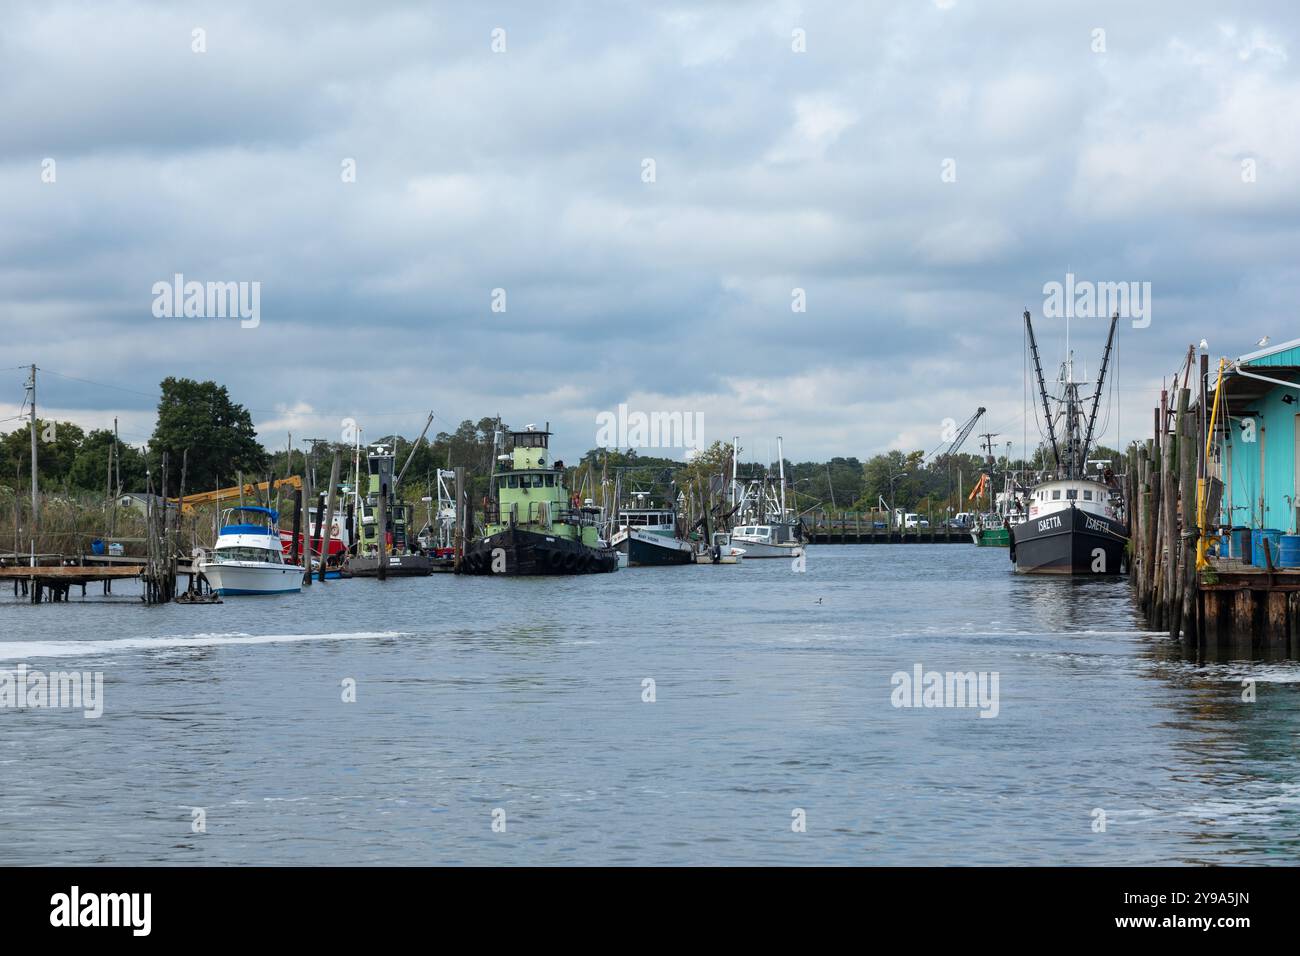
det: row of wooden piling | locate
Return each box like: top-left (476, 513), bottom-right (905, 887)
top-left (1126, 375), bottom-right (1204, 646)
top-left (1126, 349), bottom-right (1300, 658)
top-left (141, 450), bottom-right (181, 604)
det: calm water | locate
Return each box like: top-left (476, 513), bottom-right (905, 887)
top-left (1, 545), bottom-right (1297, 865)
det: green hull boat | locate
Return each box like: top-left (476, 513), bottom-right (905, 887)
top-left (974, 527), bottom-right (1010, 547)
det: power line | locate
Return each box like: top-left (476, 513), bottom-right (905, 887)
top-left (31, 368), bottom-right (461, 425)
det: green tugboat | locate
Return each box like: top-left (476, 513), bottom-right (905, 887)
top-left (459, 424), bottom-right (618, 575)
top-left (347, 444), bottom-right (432, 577)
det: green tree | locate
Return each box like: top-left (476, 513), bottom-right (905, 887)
top-left (67, 429), bottom-right (148, 493)
top-left (149, 378), bottom-right (268, 492)
top-left (0, 420), bottom-right (85, 491)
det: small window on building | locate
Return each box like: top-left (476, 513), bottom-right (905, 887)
top-left (1052, 490), bottom-right (1061, 500)
top-left (508, 476), bottom-right (519, 488)
top-left (1066, 489), bottom-right (1078, 500)
top-left (1083, 490), bottom-right (1093, 501)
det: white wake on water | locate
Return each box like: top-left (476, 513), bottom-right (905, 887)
top-left (0, 630), bottom-right (411, 661)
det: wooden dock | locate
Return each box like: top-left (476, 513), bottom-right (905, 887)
top-left (0, 564), bottom-right (143, 603)
top-left (806, 511), bottom-right (970, 544)
top-left (1128, 346), bottom-right (1300, 659)
top-left (1198, 559), bottom-right (1300, 657)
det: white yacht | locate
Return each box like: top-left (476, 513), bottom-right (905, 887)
top-left (199, 506), bottom-right (304, 595)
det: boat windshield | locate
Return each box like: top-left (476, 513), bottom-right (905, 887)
top-left (213, 546), bottom-right (281, 563)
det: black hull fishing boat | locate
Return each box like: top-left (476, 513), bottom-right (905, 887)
top-left (458, 423), bottom-right (618, 577)
top-left (1011, 309), bottom-right (1129, 575)
top-left (1010, 494), bottom-right (1128, 574)
top-left (613, 529), bottom-right (694, 566)
top-left (609, 497), bottom-right (695, 567)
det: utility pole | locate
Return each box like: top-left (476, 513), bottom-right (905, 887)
top-left (304, 438), bottom-right (328, 489)
top-left (27, 364), bottom-right (38, 566)
top-left (979, 432), bottom-right (1000, 513)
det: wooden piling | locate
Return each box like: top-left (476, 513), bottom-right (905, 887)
top-left (319, 451), bottom-right (341, 583)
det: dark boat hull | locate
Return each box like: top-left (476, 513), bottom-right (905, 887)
top-left (1011, 506), bottom-right (1128, 575)
top-left (459, 527), bottom-right (619, 576)
top-left (347, 553), bottom-right (433, 577)
top-left (614, 533), bottom-right (694, 567)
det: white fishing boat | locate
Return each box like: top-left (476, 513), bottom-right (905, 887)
top-left (725, 436), bottom-right (807, 559)
top-left (199, 506), bottom-right (304, 595)
top-left (695, 531), bottom-right (745, 564)
top-left (728, 522), bottom-right (803, 558)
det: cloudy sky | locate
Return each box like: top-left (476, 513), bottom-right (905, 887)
top-left (2, 0), bottom-right (1297, 464)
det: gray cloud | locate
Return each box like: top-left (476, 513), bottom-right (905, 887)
top-left (1, 0), bottom-right (1297, 463)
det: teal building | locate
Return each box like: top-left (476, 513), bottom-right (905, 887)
top-left (1216, 338), bottom-right (1300, 533)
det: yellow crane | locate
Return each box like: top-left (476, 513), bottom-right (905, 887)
top-left (176, 476), bottom-right (302, 515)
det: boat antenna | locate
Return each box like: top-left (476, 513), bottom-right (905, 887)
top-left (1023, 309), bottom-right (1061, 473)
top-left (1080, 312), bottom-right (1119, 464)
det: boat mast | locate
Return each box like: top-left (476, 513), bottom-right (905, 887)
top-left (1080, 311), bottom-right (1119, 467)
top-left (1023, 309), bottom-right (1061, 475)
top-left (777, 436), bottom-right (786, 520)
top-left (730, 436), bottom-right (739, 512)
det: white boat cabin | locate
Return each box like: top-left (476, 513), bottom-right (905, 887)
top-left (1026, 478), bottom-right (1119, 522)
top-left (619, 508), bottom-right (676, 530)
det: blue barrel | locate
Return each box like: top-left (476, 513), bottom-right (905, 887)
top-left (1278, 535), bottom-right (1300, 568)
top-left (1254, 529), bottom-right (1284, 568)
top-left (1231, 526), bottom-right (1251, 562)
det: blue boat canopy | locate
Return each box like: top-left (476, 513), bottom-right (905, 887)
top-left (229, 506), bottom-right (280, 521)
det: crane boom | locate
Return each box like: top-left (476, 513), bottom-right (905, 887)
top-left (394, 411), bottom-right (435, 491)
top-left (175, 476), bottom-right (302, 514)
top-left (947, 406), bottom-right (985, 457)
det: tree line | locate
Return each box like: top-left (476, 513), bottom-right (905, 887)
top-left (0, 376), bottom-right (1122, 513)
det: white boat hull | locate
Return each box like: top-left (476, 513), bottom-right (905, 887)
top-left (727, 540), bottom-right (803, 559)
top-left (200, 561), bottom-right (303, 595)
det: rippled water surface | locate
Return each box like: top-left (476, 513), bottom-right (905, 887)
top-left (2, 545), bottom-right (1297, 865)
